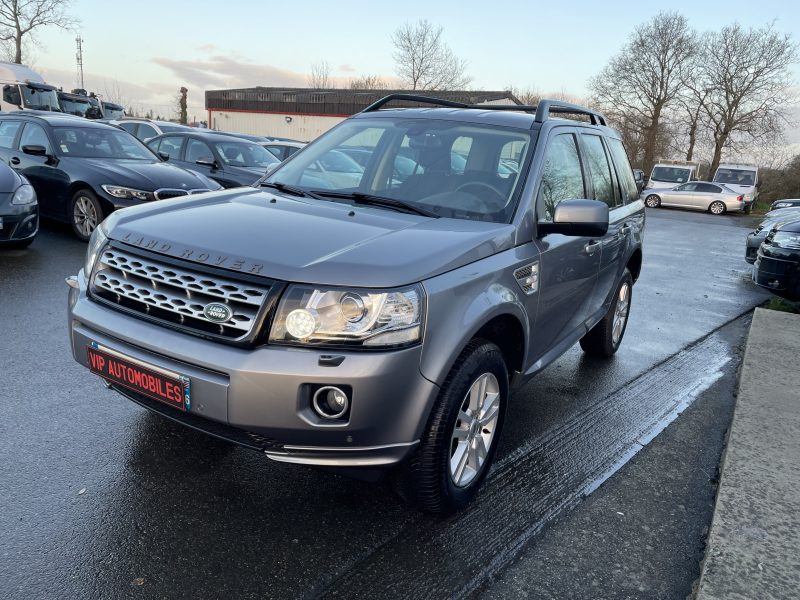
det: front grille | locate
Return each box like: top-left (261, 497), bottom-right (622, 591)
top-left (91, 246), bottom-right (273, 342)
top-left (154, 188), bottom-right (211, 201)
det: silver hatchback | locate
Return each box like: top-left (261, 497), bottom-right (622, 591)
top-left (643, 182), bottom-right (744, 215)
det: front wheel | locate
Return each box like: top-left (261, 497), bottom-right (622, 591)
top-left (645, 194), bottom-right (660, 208)
top-left (70, 189), bottom-right (104, 242)
top-left (709, 200), bottom-right (726, 215)
top-left (395, 340), bottom-right (508, 513)
top-left (580, 269), bottom-right (633, 357)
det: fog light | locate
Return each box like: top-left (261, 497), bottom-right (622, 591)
top-left (312, 386), bottom-right (350, 419)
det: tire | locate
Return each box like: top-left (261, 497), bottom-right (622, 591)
top-left (395, 340), bottom-right (508, 513)
top-left (644, 194), bottom-right (660, 208)
top-left (709, 201), bottom-right (726, 215)
top-left (70, 189), bottom-right (104, 242)
top-left (580, 269), bottom-right (633, 357)
top-left (744, 204), bottom-right (752, 215)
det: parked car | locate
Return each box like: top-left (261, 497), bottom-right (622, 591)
top-left (209, 131), bottom-right (271, 144)
top-left (745, 208), bottom-right (800, 263)
top-left (110, 119), bottom-right (192, 142)
top-left (100, 101), bottom-right (125, 120)
top-left (261, 140), bottom-right (306, 161)
top-left (770, 198), bottom-right (800, 211)
top-left (0, 161), bottom-right (37, 248)
top-left (58, 91), bottom-right (102, 119)
top-left (643, 181), bottom-right (745, 215)
top-left (753, 219), bottom-right (800, 300)
top-left (146, 130), bottom-right (280, 187)
top-left (1, 61), bottom-right (61, 113)
top-left (644, 161), bottom-right (699, 190)
top-left (712, 163), bottom-right (759, 212)
top-left (0, 113), bottom-right (220, 241)
top-left (67, 94), bottom-right (645, 513)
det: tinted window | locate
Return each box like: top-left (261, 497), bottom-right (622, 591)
top-left (582, 134), bottom-right (619, 208)
top-left (285, 146), bottom-right (300, 158)
top-left (265, 146), bottom-right (287, 160)
top-left (185, 139), bottom-right (214, 163)
top-left (118, 122), bottom-right (137, 134)
top-left (675, 182), bottom-right (698, 192)
top-left (53, 127), bottom-right (154, 160)
top-left (137, 124), bottom-right (159, 141)
top-left (19, 123), bottom-right (51, 154)
top-left (154, 135), bottom-right (184, 159)
top-left (713, 168), bottom-right (755, 186)
top-left (214, 141), bottom-right (278, 168)
top-left (651, 166), bottom-right (691, 183)
top-left (0, 120), bottom-right (22, 148)
top-left (606, 138), bottom-right (639, 203)
top-left (696, 183), bottom-right (722, 193)
top-left (537, 133), bottom-right (585, 222)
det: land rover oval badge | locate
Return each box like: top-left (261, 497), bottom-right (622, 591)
top-left (203, 302), bottom-right (232, 323)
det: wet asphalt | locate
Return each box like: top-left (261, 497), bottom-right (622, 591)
top-left (0, 208), bottom-right (769, 599)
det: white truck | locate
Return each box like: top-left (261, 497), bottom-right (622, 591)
top-left (712, 163), bottom-right (759, 213)
top-left (645, 160), bottom-right (701, 190)
top-left (0, 61), bottom-right (61, 112)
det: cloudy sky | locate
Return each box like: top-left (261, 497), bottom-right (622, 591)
top-left (22, 0), bottom-right (800, 126)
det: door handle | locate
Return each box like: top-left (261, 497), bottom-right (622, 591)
top-left (584, 241), bottom-right (601, 255)
top-left (620, 223), bottom-right (632, 235)
top-left (10, 157), bottom-right (20, 165)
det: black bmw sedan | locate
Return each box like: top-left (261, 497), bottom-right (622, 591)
top-left (0, 161), bottom-right (38, 248)
top-left (0, 114), bottom-right (221, 240)
top-left (753, 219), bottom-right (800, 301)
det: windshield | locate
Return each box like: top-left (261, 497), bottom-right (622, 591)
top-left (650, 166), bottom-right (691, 184)
top-left (59, 97), bottom-right (92, 117)
top-left (22, 85), bottom-right (60, 111)
top-left (102, 104), bottom-right (125, 119)
top-left (265, 118), bottom-right (531, 222)
top-left (713, 168), bottom-right (756, 186)
top-left (214, 141), bottom-right (279, 168)
top-left (52, 127), bottom-right (156, 160)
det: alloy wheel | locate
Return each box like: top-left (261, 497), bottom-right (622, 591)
top-left (73, 196), bottom-right (98, 237)
top-left (710, 201), bottom-right (725, 215)
top-left (449, 372), bottom-right (500, 488)
top-left (612, 282), bottom-right (630, 345)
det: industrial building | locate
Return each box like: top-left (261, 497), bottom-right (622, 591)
top-left (204, 88), bottom-right (520, 141)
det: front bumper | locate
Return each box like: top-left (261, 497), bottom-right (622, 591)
top-left (67, 271), bottom-right (439, 467)
top-left (753, 250), bottom-right (800, 300)
top-left (745, 232), bottom-right (766, 264)
top-left (0, 205), bottom-right (38, 243)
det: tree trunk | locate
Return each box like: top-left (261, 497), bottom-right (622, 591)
top-left (686, 124), bottom-right (696, 162)
top-left (14, 32), bottom-right (22, 64)
top-left (709, 134), bottom-right (727, 179)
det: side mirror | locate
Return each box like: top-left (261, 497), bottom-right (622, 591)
top-left (22, 145), bottom-right (48, 157)
top-left (196, 158), bottom-right (218, 169)
top-left (158, 151), bottom-right (170, 161)
top-left (632, 169), bottom-right (645, 193)
top-left (538, 199), bottom-right (609, 238)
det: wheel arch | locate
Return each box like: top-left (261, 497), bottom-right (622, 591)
top-left (627, 248), bottom-right (643, 282)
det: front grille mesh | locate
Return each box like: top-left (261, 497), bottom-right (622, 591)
top-left (92, 247), bottom-right (271, 340)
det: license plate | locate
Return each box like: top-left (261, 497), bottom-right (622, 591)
top-left (86, 343), bottom-right (190, 411)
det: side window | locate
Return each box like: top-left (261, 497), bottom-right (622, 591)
top-left (137, 124), bottom-right (159, 141)
top-left (676, 182), bottom-right (698, 192)
top-left (285, 146), bottom-right (300, 158)
top-left (696, 183), bottom-right (721, 193)
top-left (537, 133), bottom-right (585, 222)
top-left (0, 120), bottom-right (22, 148)
top-left (2, 85), bottom-right (21, 106)
top-left (582, 134), bottom-right (619, 208)
top-left (265, 146), bottom-right (286, 160)
top-left (606, 138), bottom-right (639, 203)
top-left (19, 123), bottom-right (52, 154)
top-left (185, 139), bottom-right (214, 163)
top-left (156, 135), bottom-right (184, 159)
top-left (118, 122), bottom-right (138, 134)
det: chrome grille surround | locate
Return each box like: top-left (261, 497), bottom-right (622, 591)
top-left (154, 188), bottom-right (211, 201)
top-left (90, 246), bottom-right (273, 342)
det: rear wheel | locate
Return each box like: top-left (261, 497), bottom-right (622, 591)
top-left (580, 269), bottom-right (633, 357)
top-left (70, 189), bottom-right (104, 242)
top-left (395, 340), bottom-right (507, 513)
top-left (645, 194), bottom-right (660, 208)
top-left (709, 201), bottom-right (726, 215)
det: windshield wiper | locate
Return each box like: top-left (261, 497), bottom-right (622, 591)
top-left (309, 190), bottom-right (439, 218)
top-left (258, 181), bottom-right (323, 200)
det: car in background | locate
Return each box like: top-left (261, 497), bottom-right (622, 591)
top-left (110, 119), bottom-right (192, 143)
top-left (753, 219), bottom-right (800, 300)
top-left (0, 161), bottom-right (37, 248)
top-left (146, 130), bottom-right (280, 188)
top-left (58, 91), bottom-right (103, 119)
top-left (0, 113), bottom-right (219, 241)
top-left (644, 161), bottom-right (699, 190)
top-left (261, 140), bottom-right (305, 161)
top-left (632, 169), bottom-right (645, 192)
top-left (209, 131), bottom-right (271, 144)
top-left (745, 208), bottom-right (800, 263)
top-left (101, 101), bottom-right (125, 120)
top-left (643, 181), bottom-right (745, 215)
top-left (713, 163), bottom-right (759, 212)
top-left (770, 198), bottom-right (800, 211)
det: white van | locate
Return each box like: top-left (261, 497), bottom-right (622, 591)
top-left (645, 160), bottom-right (700, 190)
top-left (712, 163), bottom-right (758, 212)
top-left (0, 61), bottom-right (61, 112)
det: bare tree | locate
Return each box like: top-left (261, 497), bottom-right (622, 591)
top-left (308, 59), bottom-right (332, 89)
top-left (0, 0), bottom-right (77, 64)
top-left (392, 20), bottom-right (471, 90)
top-left (348, 74), bottom-right (389, 90)
top-left (505, 85), bottom-right (540, 106)
top-left (100, 79), bottom-right (128, 107)
top-left (700, 23), bottom-right (798, 177)
top-left (589, 12), bottom-right (697, 173)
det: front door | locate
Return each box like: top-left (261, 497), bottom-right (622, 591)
top-left (12, 122), bottom-right (68, 218)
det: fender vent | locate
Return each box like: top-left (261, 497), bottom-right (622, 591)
top-left (514, 262), bottom-right (539, 295)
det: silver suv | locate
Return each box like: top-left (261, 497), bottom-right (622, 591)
top-left (67, 95), bottom-right (645, 512)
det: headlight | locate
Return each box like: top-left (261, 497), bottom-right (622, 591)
top-left (84, 222), bottom-right (108, 276)
top-left (11, 184), bottom-right (36, 205)
top-left (101, 185), bottom-right (153, 201)
top-left (269, 284), bottom-right (424, 348)
top-left (771, 231), bottom-right (800, 250)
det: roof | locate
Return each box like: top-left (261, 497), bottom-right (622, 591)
top-left (57, 91), bottom-right (92, 102)
top-left (353, 106), bottom-right (538, 129)
top-left (205, 87), bottom-right (520, 116)
top-left (0, 61), bottom-right (46, 84)
top-left (0, 112), bottom-right (114, 128)
top-left (151, 130), bottom-right (256, 144)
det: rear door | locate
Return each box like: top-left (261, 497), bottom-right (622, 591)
top-left (664, 182), bottom-right (699, 207)
top-left (529, 128), bottom-right (601, 361)
top-left (694, 182), bottom-right (723, 210)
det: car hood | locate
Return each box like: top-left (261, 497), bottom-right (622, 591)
top-left (106, 189), bottom-right (515, 287)
top-left (69, 158), bottom-right (214, 191)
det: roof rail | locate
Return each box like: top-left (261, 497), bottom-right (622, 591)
top-left (360, 94), bottom-right (607, 126)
